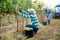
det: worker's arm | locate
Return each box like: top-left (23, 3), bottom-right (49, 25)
top-left (18, 10), bottom-right (30, 18)
top-left (15, 6), bottom-right (30, 18)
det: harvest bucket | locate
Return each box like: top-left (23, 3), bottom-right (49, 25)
top-left (42, 21), bottom-right (47, 25)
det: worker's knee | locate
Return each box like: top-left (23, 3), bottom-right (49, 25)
top-left (33, 28), bottom-right (39, 33)
top-left (26, 24), bottom-right (32, 28)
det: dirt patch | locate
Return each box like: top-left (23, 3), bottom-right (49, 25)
top-left (27, 19), bottom-right (60, 40)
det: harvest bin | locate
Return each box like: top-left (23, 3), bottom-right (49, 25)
top-left (24, 27), bottom-right (34, 38)
top-left (42, 21), bottom-right (47, 25)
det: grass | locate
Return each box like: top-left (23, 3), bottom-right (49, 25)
top-left (0, 13), bottom-right (60, 40)
top-left (45, 31), bottom-right (49, 35)
top-left (49, 37), bottom-right (56, 40)
top-left (1, 35), bottom-right (16, 40)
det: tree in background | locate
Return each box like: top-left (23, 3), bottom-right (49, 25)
top-left (0, 0), bottom-right (33, 13)
top-left (32, 0), bottom-right (44, 14)
top-left (0, 0), bottom-right (44, 27)
top-left (0, 0), bottom-right (44, 13)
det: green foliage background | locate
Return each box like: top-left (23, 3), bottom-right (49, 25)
top-left (0, 0), bottom-right (44, 13)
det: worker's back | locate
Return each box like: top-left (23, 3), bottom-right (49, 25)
top-left (45, 7), bottom-right (52, 14)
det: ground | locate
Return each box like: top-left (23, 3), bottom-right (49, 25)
top-left (26, 19), bottom-right (60, 40)
top-left (0, 14), bottom-right (60, 40)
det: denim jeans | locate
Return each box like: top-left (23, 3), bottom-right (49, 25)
top-left (26, 24), bottom-right (39, 33)
top-left (48, 20), bottom-right (50, 24)
top-left (47, 13), bottom-right (52, 25)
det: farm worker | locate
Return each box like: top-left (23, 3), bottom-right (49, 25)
top-left (15, 8), bottom-right (39, 33)
top-left (45, 7), bottom-right (52, 25)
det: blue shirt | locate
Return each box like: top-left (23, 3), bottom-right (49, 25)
top-left (45, 8), bottom-right (52, 20)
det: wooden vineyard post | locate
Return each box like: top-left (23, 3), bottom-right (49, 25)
top-left (20, 16), bottom-right (22, 33)
top-left (15, 13), bottom-right (19, 32)
top-left (15, 5), bottom-right (19, 32)
top-left (0, 14), bottom-right (2, 27)
top-left (20, 16), bottom-right (23, 33)
top-left (0, 14), bottom-right (1, 27)
top-left (21, 17), bottom-right (25, 33)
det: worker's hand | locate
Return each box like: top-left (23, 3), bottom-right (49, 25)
top-left (19, 9), bottom-right (23, 13)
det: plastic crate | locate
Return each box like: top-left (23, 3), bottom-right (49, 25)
top-left (24, 27), bottom-right (34, 38)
